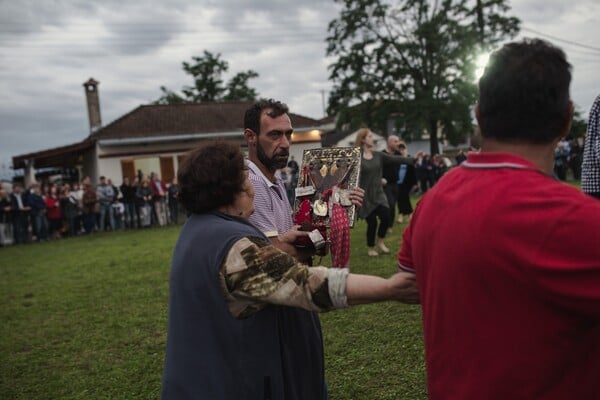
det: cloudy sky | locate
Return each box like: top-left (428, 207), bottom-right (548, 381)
top-left (1, 0), bottom-right (599, 178)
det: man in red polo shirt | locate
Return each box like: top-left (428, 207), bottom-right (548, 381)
top-left (398, 38), bottom-right (600, 399)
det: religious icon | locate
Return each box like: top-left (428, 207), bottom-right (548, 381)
top-left (293, 147), bottom-right (361, 228)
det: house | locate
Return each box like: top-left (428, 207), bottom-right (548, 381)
top-left (12, 79), bottom-right (326, 186)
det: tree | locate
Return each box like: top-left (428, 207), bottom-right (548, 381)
top-left (568, 109), bottom-right (587, 139)
top-left (223, 71), bottom-right (260, 101)
top-left (326, 0), bottom-right (520, 154)
top-left (155, 51), bottom-right (259, 104)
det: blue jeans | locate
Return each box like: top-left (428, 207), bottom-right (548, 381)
top-left (99, 203), bottom-right (115, 231)
top-left (31, 211), bottom-right (48, 241)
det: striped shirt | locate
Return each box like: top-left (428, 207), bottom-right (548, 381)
top-left (247, 159), bottom-right (294, 236)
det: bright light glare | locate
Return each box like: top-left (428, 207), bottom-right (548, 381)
top-left (475, 53), bottom-right (490, 81)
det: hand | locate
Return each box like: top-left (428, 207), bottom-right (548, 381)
top-left (414, 150), bottom-right (425, 158)
top-left (349, 187), bottom-right (365, 208)
top-left (386, 272), bottom-right (419, 304)
top-left (278, 225), bottom-right (309, 244)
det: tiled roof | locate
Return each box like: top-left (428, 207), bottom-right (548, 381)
top-left (89, 101), bottom-right (322, 140)
top-left (13, 101), bottom-right (325, 169)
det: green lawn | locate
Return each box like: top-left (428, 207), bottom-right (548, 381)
top-left (1, 219), bottom-right (426, 399)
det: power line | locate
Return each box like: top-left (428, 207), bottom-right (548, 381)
top-left (521, 27), bottom-right (600, 53)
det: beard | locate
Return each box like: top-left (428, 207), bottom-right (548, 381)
top-left (256, 141), bottom-right (289, 171)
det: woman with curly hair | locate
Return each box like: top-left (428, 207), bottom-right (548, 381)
top-left (162, 140), bottom-right (418, 400)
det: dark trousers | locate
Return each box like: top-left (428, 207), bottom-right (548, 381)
top-left (365, 204), bottom-right (390, 246)
top-left (397, 183), bottom-right (414, 215)
top-left (383, 184), bottom-right (398, 226)
top-left (123, 202), bottom-right (137, 228)
top-left (13, 212), bottom-right (29, 244)
top-left (169, 201), bottom-right (179, 224)
top-left (82, 212), bottom-right (96, 233)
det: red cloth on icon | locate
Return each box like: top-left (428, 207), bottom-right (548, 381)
top-left (329, 203), bottom-right (350, 268)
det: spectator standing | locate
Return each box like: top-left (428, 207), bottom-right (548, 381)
top-left (431, 154), bottom-right (446, 182)
top-left (61, 184), bottom-right (78, 236)
top-left (96, 176), bottom-right (115, 231)
top-left (416, 154), bottom-right (434, 193)
top-left (287, 155), bottom-right (300, 189)
top-left (137, 179), bottom-right (153, 228)
top-left (120, 177), bottom-right (137, 229)
top-left (151, 174), bottom-right (168, 226)
top-left (28, 183), bottom-right (48, 242)
top-left (45, 185), bottom-right (63, 239)
top-left (68, 182), bottom-right (83, 234)
top-left (455, 149), bottom-right (467, 165)
top-left (398, 38), bottom-right (600, 399)
top-left (568, 139), bottom-right (583, 180)
top-left (81, 183), bottom-right (98, 234)
top-left (276, 167), bottom-right (294, 206)
top-left (582, 94), bottom-right (600, 198)
top-left (112, 198), bottom-right (125, 230)
top-left (167, 177), bottom-right (179, 224)
top-left (108, 178), bottom-right (119, 202)
top-left (553, 141), bottom-right (569, 180)
top-left (10, 183), bottom-right (30, 244)
top-left (0, 188), bottom-right (14, 246)
top-left (131, 177), bottom-right (141, 228)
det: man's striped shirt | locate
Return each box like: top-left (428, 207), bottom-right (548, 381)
top-left (247, 159), bottom-right (294, 236)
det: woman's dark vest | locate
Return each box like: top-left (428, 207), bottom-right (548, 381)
top-left (162, 212), bottom-right (325, 400)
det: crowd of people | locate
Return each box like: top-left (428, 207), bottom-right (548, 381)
top-left (2, 36), bottom-right (600, 400)
top-left (0, 172), bottom-right (181, 246)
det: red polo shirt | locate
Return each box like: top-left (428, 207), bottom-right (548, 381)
top-left (399, 152), bottom-right (600, 400)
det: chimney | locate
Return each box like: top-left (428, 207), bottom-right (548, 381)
top-left (83, 78), bottom-right (102, 132)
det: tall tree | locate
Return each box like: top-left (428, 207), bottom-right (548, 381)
top-left (326, 0), bottom-right (519, 154)
top-left (223, 71), bottom-right (260, 101)
top-left (155, 51), bottom-right (259, 104)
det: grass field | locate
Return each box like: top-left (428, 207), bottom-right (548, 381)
top-left (1, 218), bottom-right (426, 399)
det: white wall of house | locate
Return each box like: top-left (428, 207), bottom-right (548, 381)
top-left (97, 157), bottom-right (124, 183)
top-left (85, 135), bottom-right (323, 184)
top-left (95, 139), bottom-right (236, 183)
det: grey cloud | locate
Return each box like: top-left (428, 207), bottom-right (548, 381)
top-left (1, 0), bottom-right (599, 166)
top-left (94, 3), bottom-right (191, 56)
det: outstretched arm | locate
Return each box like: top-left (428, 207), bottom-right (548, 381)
top-left (346, 272), bottom-right (418, 305)
top-left (220, 236), bottom-right (419, 319)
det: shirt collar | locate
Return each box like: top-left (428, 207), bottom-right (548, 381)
top-left (246, 159), bottom-right (279, 188)
top-left (462, 151), bottom-right (545, 173)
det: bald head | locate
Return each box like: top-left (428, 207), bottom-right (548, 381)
top-left (386, 135), bottom-right (400, 152)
